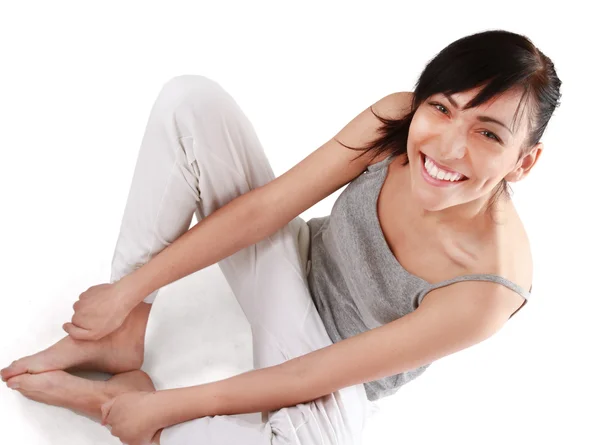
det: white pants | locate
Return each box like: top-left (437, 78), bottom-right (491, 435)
top-left (108, 75), bottom-right (375, 445)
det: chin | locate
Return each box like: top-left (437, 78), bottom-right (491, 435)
top-left (411, 188), bottom-right (452, 212)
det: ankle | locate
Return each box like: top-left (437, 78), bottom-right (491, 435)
top-left (123, 302), bottom-right (152, 333)
top-left (81, 381), bottom-right (113, 418)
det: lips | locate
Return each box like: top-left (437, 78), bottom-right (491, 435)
top-left (420, 152), bottom-right (468, 180)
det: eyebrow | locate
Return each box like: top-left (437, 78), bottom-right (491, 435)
top-left (443, 93), bottom-right (513, 135)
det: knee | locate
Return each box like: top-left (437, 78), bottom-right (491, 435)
top-left (163, 74), bottom-right (221, 94)
top-left (156, 74), bottom-right (229, 113)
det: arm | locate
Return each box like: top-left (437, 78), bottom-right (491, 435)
top-left (115, 188), bottom-right (278, 305)
top-left (151, 362), bottom-right (310, 429)
top-left (114, 92), bottom-right (414, 307)
top-left (150, 280), bottom-right (522, 429)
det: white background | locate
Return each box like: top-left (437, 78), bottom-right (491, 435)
top-left (1, 1), bottom-right (598, 444)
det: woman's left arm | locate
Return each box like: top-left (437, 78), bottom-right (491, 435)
top-left (153, 280), bottom-right (523, 429)
top-left (152, 359), bottom-right (317, 429)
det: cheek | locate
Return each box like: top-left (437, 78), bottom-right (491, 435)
top-left (407, 115), bottom-right (433, 155)
top-left (470, 156), bottom-right (508, 186)
top-left (483, 154), bottom-right (511, 174)
top-left (409, 114), bottom-right (433, 140)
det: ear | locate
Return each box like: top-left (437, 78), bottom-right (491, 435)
top-left (505, 142), bottom-right (543, 182)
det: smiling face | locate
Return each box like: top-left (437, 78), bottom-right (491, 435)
top-left (406, 85), bottom-right (543, 216)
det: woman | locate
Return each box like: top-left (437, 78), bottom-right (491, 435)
top-left (1, 29), bottom-right (561, 445)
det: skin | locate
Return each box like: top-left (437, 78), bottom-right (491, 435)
top-left (4, 369), bottom-right (162, 443)
top-left (1, 84), bottom-right (543, 444)
top-left (370, 85), bottom-right (541, 291)
top-left (404, 85), bottom-right (542, 227)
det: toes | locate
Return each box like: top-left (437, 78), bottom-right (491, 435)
top-left (1, 364), bottom-right (11, 381)
top-left (6, 374), bottom-right (45, 402)
top-left (6, 373), bottom-right (45, 391)
top-left (1, 359), bottom-right (29, 382)
top-left (1, 362), bottom-right (14, 380)
top-left (6, 375), bottom-right (25, 390)
top-left (6, 371), bottom-right (59, 392)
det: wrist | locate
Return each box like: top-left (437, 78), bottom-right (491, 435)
top-left (153, 385), bottom-right (222, 428)
top-left (151, 389), bottom-right (182, 430)
top-left (113, 271), bottom-right (149, 309)
top-left (146, 391), bottom-right (170, 428)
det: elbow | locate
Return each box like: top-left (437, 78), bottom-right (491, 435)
top-left (244, 188), bottom-right (286, 240)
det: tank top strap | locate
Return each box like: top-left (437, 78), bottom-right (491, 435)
top-left (414, 274), bottom-right (533, 319)
top-left (418, 273), bottom-right (532, 306)
top-left (366, 153), bottom-right (396, 173)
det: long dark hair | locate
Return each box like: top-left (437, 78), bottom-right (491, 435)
top-left (339, 29), bottom-right (562, 213)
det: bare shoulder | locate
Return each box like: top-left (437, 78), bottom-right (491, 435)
top-left (366, 92), bottom-right (414, 166)
top-left (490, 205), bottom-right (533, 291)
top-left (465, 205), bottom-right (534, 317)
top-left (372, 91), bottom-right (414, 119)
top-left (500, 210), bottom-right (533, 293)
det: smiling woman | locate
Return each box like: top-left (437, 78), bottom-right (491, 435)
top-left (2, 29), bottom-right (561, 445)
top-left (326, 27), bottom-right (561, 398)
top-left (340, 29), bottom-right (561, 216)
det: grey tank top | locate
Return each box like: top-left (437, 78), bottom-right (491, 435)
top-left (305, 153), bottom-right (532, 402)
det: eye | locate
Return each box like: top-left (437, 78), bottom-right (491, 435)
top-left (481, 130), bottom-right (501, 143)
top-left (428, 101), bottom-right (502, 144)
top-left (429, 102), bottom-right (449, 115)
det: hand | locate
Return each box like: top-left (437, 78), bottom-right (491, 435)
top-left (63, 282), bottom-right (136, 341)
top-left (101, 391), bottom-right (163, 445)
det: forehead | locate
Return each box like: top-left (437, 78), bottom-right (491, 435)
top-left (455, 86), bottom-right (523, 110)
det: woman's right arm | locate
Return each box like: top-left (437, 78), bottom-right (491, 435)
top-left (116, 92), bottom-right (413, 306)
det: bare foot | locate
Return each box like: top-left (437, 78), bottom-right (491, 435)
top-left (6, 369), bottom-right (154, 417)
top-left (1, 302), bottom-right (151, 383)
top-left (7, 369), bottom-right (162, 443)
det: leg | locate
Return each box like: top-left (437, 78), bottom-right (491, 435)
top-left (145, 77), bottom-right (370, 444)
top-left (161, 217), bottom-right (370, 445)
top-left (1, 299), bottom-right (151, 382)
top-left (2, 75), bottom-right (213, 381)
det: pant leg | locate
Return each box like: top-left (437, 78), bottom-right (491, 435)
top-left (176, 77), bottom-right (372, 444)
top-left (216, 214), bottom-right (371, 445)
top-left (161, 215), bottom-right (372, 445)
top-left (109, 75), bottom-right (204, 303)
top-left (109, 74), bottom-right (371, 444)
top-left (109, 73), bottom-right (276, 304)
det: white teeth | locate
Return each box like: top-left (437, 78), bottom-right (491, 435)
top-left (424, 155), bottom-right (463, 182)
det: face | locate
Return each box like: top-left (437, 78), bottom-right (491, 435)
top-left (406, 85), bottom-right (543, 214)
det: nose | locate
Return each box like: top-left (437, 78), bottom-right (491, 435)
top-left (439, 126), bottom-right (467, 160)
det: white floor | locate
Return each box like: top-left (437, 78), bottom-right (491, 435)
top-left (2, 252), bottom-right (598, 445)
top-left (1, 262), bottom-right (395, 444)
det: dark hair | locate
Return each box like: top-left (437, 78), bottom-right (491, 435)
top-left (339, 29), bottom-right (562, 213)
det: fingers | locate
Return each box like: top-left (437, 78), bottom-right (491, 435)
top-left (63, 322), bottom-right (97, 341)
top-left (100, 398), bottom-right (115, 425)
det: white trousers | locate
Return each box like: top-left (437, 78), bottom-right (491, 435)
top-left (108, 75), bottom-right (375, 445)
